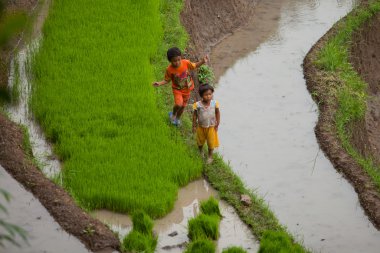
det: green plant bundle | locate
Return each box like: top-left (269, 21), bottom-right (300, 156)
top-left (198, 65), bottom-right (215, 85)
top-left (188, 213), bottom-right (220, 241)
top-left (131, 210), bottom-right (154, 235)
top-left (32, 0), bottom-right (202, 217)
top-left (122, 210), bottom-right (157, 253)
top-left (316, 0), bottom-right (380, 190)
top-left (258, 230), bottom-right (304, 253)
top-left (122, 230), bottom-right (157, 253)
top-left (222, 246), bottom-right (247, 253)
top-left (200, 197), bottom-right (222, 217)
top-left (184, 239), bottom-right (216, 253)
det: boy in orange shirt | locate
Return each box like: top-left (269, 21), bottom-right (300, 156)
top-left (153, 47), bottom-right (208, 125)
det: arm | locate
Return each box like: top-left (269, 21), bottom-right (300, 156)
top-left (194, 55), bottom-right (209, 68)
top-left (215, 108), bottom-right (220, 131)
top-left (192, 110), bottom-right (198, 133)
top-left (152, 80), bottom-right (169, 87)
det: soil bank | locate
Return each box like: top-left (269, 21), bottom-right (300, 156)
top-left (351, 10), bottom-right (380, 176)
top-left (304, 1), bottom-right (380, 230)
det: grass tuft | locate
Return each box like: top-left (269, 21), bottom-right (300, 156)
top-left (258, 230), bottom-right (304, 253)
top-left (200, 197), bottom-right (221, 217)
top-left (122, 230), bottom-right (157, 253)
top-left (184, 239), bottom-right (216, 253)
top-left (222, 246), bottom-right (247, 253)
top-left (188, 213), bottom-right (220, 241)
top-left (131, 210), bottom-right (154, 235)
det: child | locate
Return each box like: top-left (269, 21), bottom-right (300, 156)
top-left (192, 84), bottom-right (220, 164)
top-left (153, 47), bottom-right (208, 125)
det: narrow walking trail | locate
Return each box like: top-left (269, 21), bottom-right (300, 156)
top-left (214, 0), bottom-right (380, 252)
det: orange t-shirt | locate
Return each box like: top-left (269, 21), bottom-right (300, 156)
top-left (165, 59), bottom-right (196, 93)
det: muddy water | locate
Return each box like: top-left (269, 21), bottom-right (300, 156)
top-left (93, 180), bottom-right (258, 252)
top-left (214, 0), bottom-right (380, 252)
top-left (0, 165), bottom-right (90, 253)
top-left (6, 40), bottom-right (61, 179)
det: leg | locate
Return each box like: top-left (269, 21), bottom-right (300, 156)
top-left (175, 106), bottom-right (185, 119)
top-left (172, 90), bottom-right (183, 122)
top-left (206, 148), bottom-right (214, 164)
top-left (175, 92), bottom-right (190, 120)
top-left (172, 105), bottom-right (182, 119)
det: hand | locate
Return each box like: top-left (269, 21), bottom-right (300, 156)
top-left (192, 125), bottom-right (197, 133)
top-left (203, 55), bottom-right (209, 64)
top-left (152, 82), bottom-right (160, 87)
top-left (214, 124), bottom-right (219, 132)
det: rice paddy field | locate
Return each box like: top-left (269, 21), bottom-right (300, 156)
top-left (31, 0), bottom-right (202, 217)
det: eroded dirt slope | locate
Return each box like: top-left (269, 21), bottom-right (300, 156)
top-left (351, 12), bottom-right (380, 165)
top-left (181, 0), bottom-right (258, 56)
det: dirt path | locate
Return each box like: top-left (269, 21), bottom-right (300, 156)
top-left (212, 0), bottom-right (380, 252)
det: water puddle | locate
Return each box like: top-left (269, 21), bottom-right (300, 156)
top-left (93, 179), bottom-right (258, 252)
top-left (0, 165), bottom-right (90, 253)
top-left (214, 0), bottom-right (380, 252)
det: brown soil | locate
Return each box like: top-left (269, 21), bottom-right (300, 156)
top-left (350, 12), bottom-right (380, 165)
top-left (0, 0), bottom-right (120, 251)
top-left (303, 3), bottom-right (380, 229)
top-left (181, 0), bottom-right (258, 57)
top-left (0, 114), bottom-right (120, 251)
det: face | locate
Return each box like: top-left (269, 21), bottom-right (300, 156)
top-left (202, 90), bottom-right (213, 102)
top-left (170, 56), bottom-right (182, 68)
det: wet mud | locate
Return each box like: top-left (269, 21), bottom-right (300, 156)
top-left (93, 180), bottom-right (258, 253)
top-left (0, 165), bottom-right (90, 253)
top-left (213, 0), bottom-right (380, 252)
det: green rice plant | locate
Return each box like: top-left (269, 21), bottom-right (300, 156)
top-left (184, 239), bottom-right (215, 253)
top-left (258, 230), bottom-right (304, 253)
top-left (222, 246), bottom-right (247, 253)
top-left (122, 210), bottom-right (157, 253)
top-left (122, 230), bottom-right (157, 253)
top-left (200, 197), bottom-right (221, 217)
top-left (188, 214), bottom-right (220, 241)
top-left (131, 210), bottom-right (154, 235)
top-left (32, 0), bottom-right (202, 217)
top-left (198, 65), bottom-right (215, 85)
top-left (316, 0), bottom-right (380, 191)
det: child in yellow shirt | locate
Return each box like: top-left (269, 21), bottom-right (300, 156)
top-left (192, 84), bottom-right (220, 164)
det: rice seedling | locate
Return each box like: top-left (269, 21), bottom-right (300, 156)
top-left (122, 231), bottom-right (157, 253)
top-left (222, 246), bottom-right (247, 253)
top-left (131, 210), bottom-right (154, 235)
top-left (200, 197), bottom-right (221, 217)
top-left (32, 0), bottom-right (202, 217)
top-left (122, 210), bottom-right (157, 253)
top-left (188, 213), bottom-right (220, 241)
top-left (258, 230), bottom-right (304, 253)
top-left (184, 239), bottom-right (216, 253)
top-left (316, 0), bottom-right (380, 190)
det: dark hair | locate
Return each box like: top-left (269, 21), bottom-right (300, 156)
top-left (199, 83), bottom-right (214, 97)
top-left (167, 47), bottom-right (182, 61)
